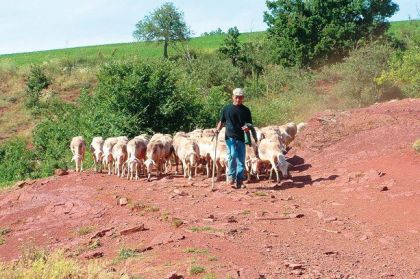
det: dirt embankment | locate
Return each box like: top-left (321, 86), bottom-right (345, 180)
top-left (0, 99), bottom-right (419, 278)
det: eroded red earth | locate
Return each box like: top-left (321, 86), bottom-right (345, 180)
top-left (0, 99), bottom-right (419, 278)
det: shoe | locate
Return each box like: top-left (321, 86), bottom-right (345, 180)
top-left (236, 179), bottom-right (246, 189)
top-left (226, 177), bottom-right (235, 187)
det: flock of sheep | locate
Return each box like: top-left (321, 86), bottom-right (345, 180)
top-left (69, 122), bottom-right (306, 183)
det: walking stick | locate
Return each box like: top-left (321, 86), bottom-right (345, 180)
top-left (211, 131), bottom-right (218, 190)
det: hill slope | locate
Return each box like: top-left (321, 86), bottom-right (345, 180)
top-left (1, 99), bottom-right (419, 278)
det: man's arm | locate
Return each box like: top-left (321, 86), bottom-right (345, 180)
top-left (216, 121), bottom-right (224, 133)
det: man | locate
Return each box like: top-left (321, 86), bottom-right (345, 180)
top-left (216, 88), bottom-right (254, 189)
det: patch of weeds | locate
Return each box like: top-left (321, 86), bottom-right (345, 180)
top-left (203, 273), bottom-right (217, 279)
top-left (0, 228), bottom-right (11, 245)
top-left (129, 201), bottom-right (160, 213)
top-left (183, 247), bottom-right (209, 254)
top-left (88, 239), bottom-right (101, 250)
top-left (172, 218), bottom-right (184, 228)
top-left (161, 211), bottom-right (170, 221)
top-left (118, 247), bottom-right (139, 260)
top-left (240, 209), bottom-right (251, 215)
top-left (76, 226), bottom-right (94, 236)
top-left (254, 191), bottom-right (267, 197)
top-left (189, 226), bottom-right (221, 233)
top-left (208, 255), bottom-right (218, 261)
top-left (413, 139), bottom-right (420, 153)
top-left (144, 205), bottom-right (159, 212)
top-left (190, 265), bottom-right (206, 275)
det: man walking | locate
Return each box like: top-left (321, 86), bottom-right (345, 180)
top-left (216, 88), bottom-right (254, 189)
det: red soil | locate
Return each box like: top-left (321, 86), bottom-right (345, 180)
top-left (0, 99), bottom-right (419, 278)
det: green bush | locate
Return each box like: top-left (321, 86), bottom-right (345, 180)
top-left (0, 138), bottom-right (35, 185)
top-left (377, 46), bottom-right (420, 98)
top-left (321, 43), bottom-right (398, 107)
top-left (25, 65), bottom-right (51, 110)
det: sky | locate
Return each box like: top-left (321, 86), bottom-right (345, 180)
top-left (0, 0), bottom-right (419, 55)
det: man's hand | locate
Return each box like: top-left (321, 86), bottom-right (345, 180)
top-left (241, 125), bottom-right (250, 132)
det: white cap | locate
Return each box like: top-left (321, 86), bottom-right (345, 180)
top-left (232, 88), bottom-right (244, 96)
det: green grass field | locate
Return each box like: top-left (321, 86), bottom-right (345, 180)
top-left (0, 32), bottom-right (265, 67)
top-left (0, 20), bottom-right (417, 67)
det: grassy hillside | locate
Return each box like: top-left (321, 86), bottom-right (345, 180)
top-left (0, 32), bottom-right (265, 67)
top-left (0, 21), bottom-right (417, 67)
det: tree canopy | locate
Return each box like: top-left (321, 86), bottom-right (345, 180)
top-left (264, 0), bottom-right (399, 67)
top-left (133, 2), bottom-right (191, 58)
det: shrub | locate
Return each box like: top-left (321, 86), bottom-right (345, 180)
top-left (0, 138), bottom-right (35, 185)
top-left (25, 65), bottom-right (51, 110)
top-left (322, 43), bottom-right (398, 107)
top-left (377, 46), bottom-right (420, 98)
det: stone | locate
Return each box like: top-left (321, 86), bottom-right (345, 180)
top-left (288, 213), bottom-right (304, 219)
top-left (227, 216), bottom-right (238, 223)
top-left (150, 232), bottom-right (185, 246)
top-left (166, 272), bottom-right (184, 279)
top-left (14, 180), bottom-right (27, 188)
top-left (118, 197), bottom-right (128, 206)
top-left (323, 217), bottom-right (338, 223)
top-left (90, 227), bottom-right (114, 239)
top-left (174, 189), bottom-right (188, 196)
top-left (380, 186), bottom-right (389, 192)
top-left (84, 251), bottom-right (103, 259)
top-left (120, 224), bottom-right (146, 236)
top-left (54, 169), bottom-right (68, 176)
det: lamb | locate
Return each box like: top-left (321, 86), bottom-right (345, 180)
top-left (257, 135), bottom-right (291, 182)
top-left (102, 137), bottom-right (119, 175)
top-left (70, 136), bottom-right (86, 172)
top-left (144, 139), bottom-right (166, 181)
top-left (176, 137), bottom-right (200, 180)
top-left (297, 122), bottom-right (307, 133)
top-left (173, 132), bottom-right (188, 174)
top-left (278, 122), bottom-right (297, 146)
top-left (126, 137), bottom-right (147, 180)
top-left (112, 139), bottom-right (128, 177)
top-left (245, 141), bottom-right (262, 181)
top-left (90, 137), bottom-right (104, 173)
top-left (210, 141), bottom-right (229, 181)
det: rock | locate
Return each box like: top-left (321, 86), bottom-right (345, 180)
top-left (166, 272), bottom-right (184, 279)
top-left (117, 197), bottom-right (128, 206)
top-left (286, 263), bottom-right (303, 270)
top-left (120, 224), bottom-right (146, 235)
top-left (54, 168), bottom-right (68, 176)
top-left (150, 232), bottom-right (185, 246)
top-left (14, 180), bottom-right (27, 188)
top-left (324, 251), bottom-right (338, 255)
top-left (134, 246), bottom-right (153, 253)
top-left (90, 227), bottom-right (114, 239)
top-left (227, 216), bottom-right (238, 223)
top-left (84, 251), bottom-right (103, 259)
top-left (323, 217), bottom-right (338, 223)
top-left (359, 235), bottom-right (369, 241)
top-left (288, 213), bottom-right (304, 219)
top-left (173, 189), bottom-right (188, 196)
top-left (380, 186), bottom-right (389, 192)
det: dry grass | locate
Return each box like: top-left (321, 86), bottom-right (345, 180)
top-left (413, 139), bottom-right (420, 153)
top-left (0, 247), bottom-right (115, 279)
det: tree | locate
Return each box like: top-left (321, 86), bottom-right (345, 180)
top-left (133, 2), bottom-right (191, 59)
top-left (264, 0), bottom-right (399, 67)
top-left (218, 27), bottom-right (241, 66)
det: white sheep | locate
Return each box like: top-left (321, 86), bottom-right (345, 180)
top-left (70, 136), bottom-right (86, 172)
